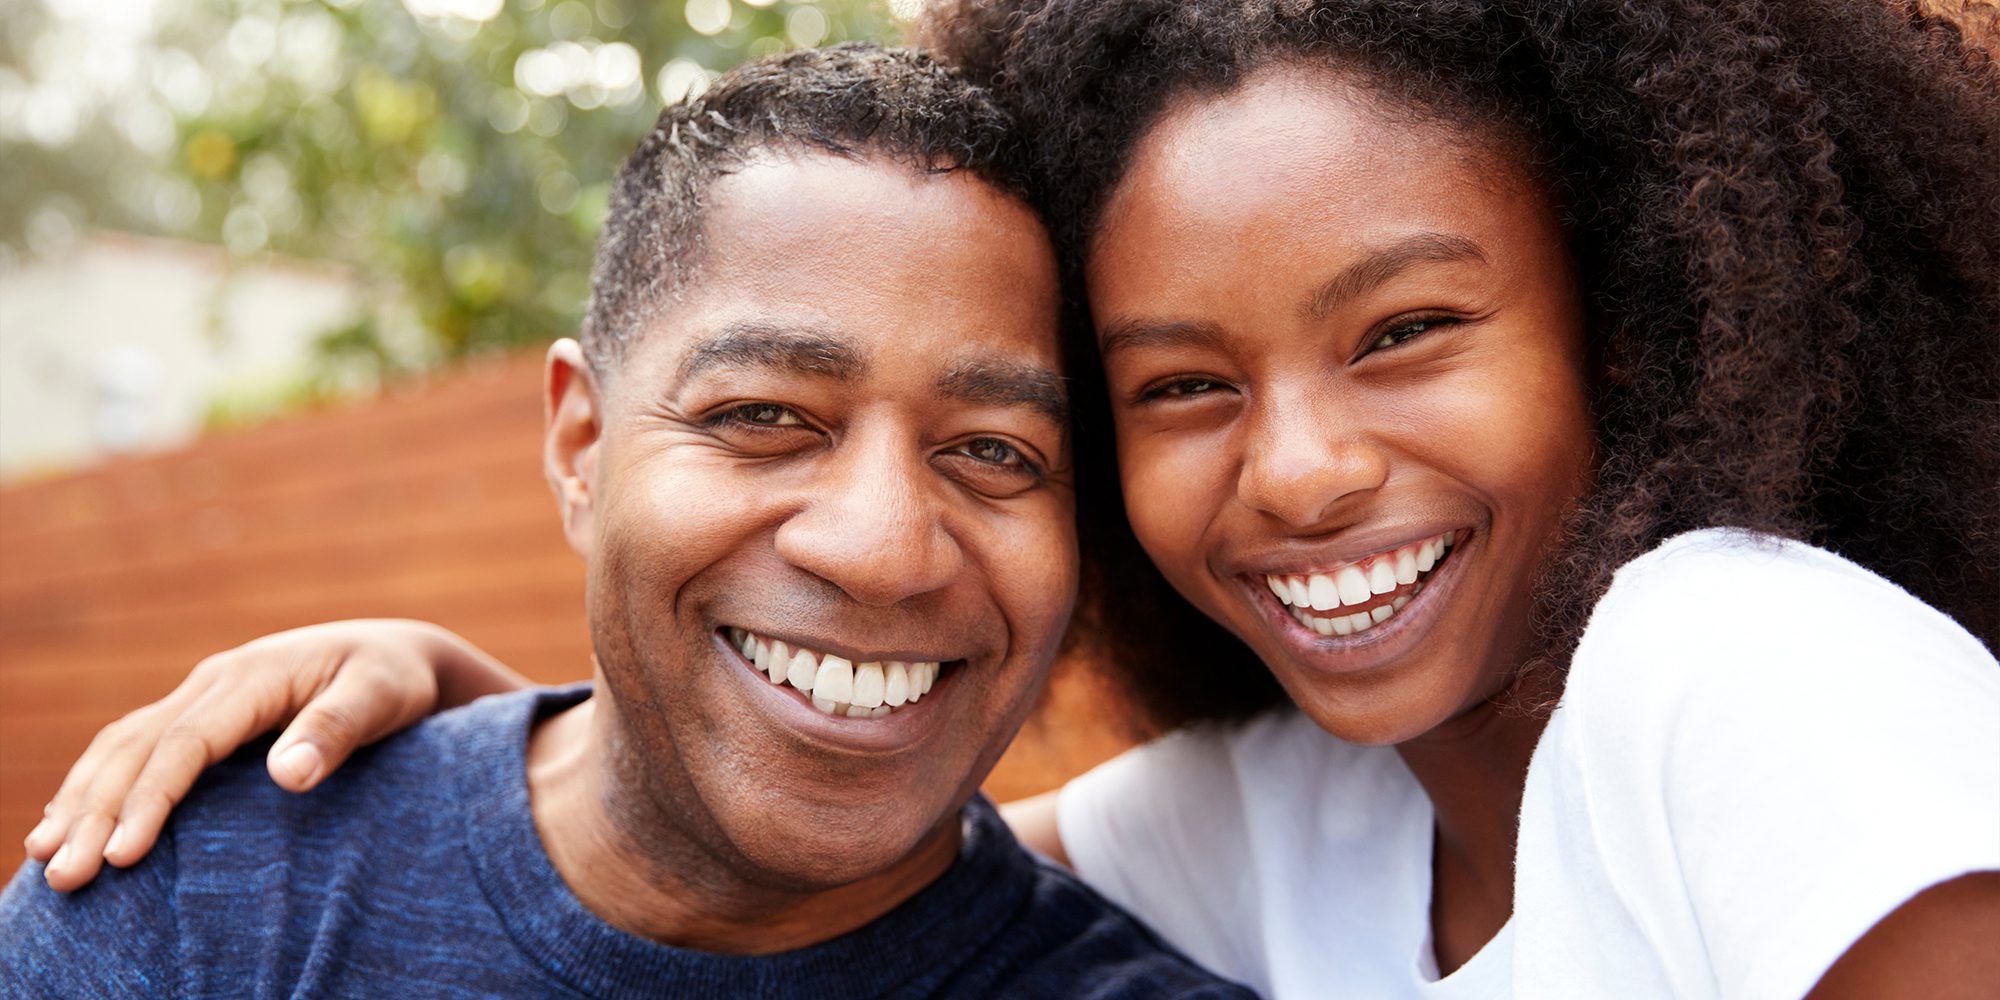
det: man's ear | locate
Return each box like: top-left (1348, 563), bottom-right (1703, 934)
top-left (543, 338), bottom-right (602, 558)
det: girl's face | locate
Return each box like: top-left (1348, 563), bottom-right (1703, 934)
top-left (1086, 65), bottom-right (1596, 746)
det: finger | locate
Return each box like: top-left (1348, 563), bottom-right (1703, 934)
top-left (41, 813), bottom-right (115, 892)
top-left (266, 663), bottom-right (423, 792)
top-left (27, 650), bottom-right (241, 862)
top-left (107, 673), bottom-right (298, 869)
top-left (26, 704), bottom-right (176, 862)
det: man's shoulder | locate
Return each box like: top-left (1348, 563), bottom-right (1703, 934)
top-left (937, 798), bottom-right (1252, 998)
top-left (1, 689), bottom-right (557, 998)
top-left (998, 855), bottom-right (1257, 997)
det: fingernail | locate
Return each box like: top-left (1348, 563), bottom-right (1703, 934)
top-left (25, 818), bottom-right (54, 849)
top-left (273, 742), bottom-right (322, 787)
top-left (49, 843), bottom-right (71, 872)
top-left (105, 825), bottom-right (127, 858)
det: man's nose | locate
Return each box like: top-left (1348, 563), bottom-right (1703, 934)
top-left (773, 435), bottom-right (964, 607)
top-left (1234, 389), bottom-right (1389, 531)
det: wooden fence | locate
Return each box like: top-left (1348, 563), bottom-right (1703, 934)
top-left (0, 350), bottom-right (1135, 875)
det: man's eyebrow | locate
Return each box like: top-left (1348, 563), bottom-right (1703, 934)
top-left (1095, 319), bottom-right (1228, 361)
top-left (676, 322), bottom-right (865, 384)
top-left (1303, 232), bottom-right (1488, 319)
top-left (937, 358), bottom-right (1070, 424)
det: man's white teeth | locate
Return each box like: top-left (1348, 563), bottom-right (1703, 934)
top-left (786, 645), bottom-right (816, 691)
top-left (726, 629), bottom-right (940, 719)
top-left (852, 662), bottom-right (886, 708)
top-left (813, 656), bottom-right (854, 703)
top-left (1263, 530), bottom-right (1458, 632)
top-left (884, 662), bottom-right (910, 707)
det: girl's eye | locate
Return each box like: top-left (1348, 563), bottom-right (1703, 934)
top-left (721, 403), bottom-right (805, 428)
top-left (1137, 377), bottom-right (1226, 403)
top-left (1366, 317), bottom-right (1454, 354)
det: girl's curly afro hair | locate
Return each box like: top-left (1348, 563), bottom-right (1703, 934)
top-left (923, 0), bottom-right (2000, 733)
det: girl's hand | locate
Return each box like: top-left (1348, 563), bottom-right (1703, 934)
top-left (21, 619), bottom-right (529, 892)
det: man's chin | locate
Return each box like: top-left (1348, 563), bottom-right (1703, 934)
top-left (723, 796), bottom-right (964, 890)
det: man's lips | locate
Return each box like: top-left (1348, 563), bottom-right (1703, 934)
top-left (721, 627), bottom-right (957, 719)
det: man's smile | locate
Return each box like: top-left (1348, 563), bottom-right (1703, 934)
top-left (723, 626), bottom-right (955, 719)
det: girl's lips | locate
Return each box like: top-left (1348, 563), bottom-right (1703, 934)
top-left (1244, 528), bottom-right (1475, 675)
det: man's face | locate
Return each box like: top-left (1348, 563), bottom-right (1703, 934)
top-left (559, 153), bottom-right (1076, 889)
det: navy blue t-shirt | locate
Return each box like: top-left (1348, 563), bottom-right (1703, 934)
top-left (1, 686), bottom-right (1249, 999)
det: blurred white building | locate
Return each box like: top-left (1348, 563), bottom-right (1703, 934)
top-left (0, 230), bottom-right (355, 479)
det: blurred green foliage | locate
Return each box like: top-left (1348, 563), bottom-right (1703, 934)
top-left (1, 0), bottom-right (907, 388)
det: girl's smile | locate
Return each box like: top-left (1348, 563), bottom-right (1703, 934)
top-left (1087, 65), bottom-right (1596, 747)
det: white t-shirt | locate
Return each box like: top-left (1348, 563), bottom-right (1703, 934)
top-left (1057, 529), bottom-right (2000, 998)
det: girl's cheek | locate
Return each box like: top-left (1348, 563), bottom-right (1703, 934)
top-left (1119, 429), bottom-right (1231, 591)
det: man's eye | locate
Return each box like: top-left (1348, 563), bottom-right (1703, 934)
top-left (959, 437), bottom-right (1028, 468)
top-left (719, 403), bottom-right (804, 428)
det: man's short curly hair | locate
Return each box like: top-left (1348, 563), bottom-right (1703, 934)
top-left (924, 0), bottom-right (2000, 733)
top-left (580, 42), bottom-right (1030, 373)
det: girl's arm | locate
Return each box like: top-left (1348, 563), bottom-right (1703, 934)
top-left (22, 619), bottom-right (530, 892)
top-left (999, 788), bottom-right (1071, 868)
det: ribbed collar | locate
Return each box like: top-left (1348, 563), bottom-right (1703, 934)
top-left (451, 685), bottom-right (1036, 999)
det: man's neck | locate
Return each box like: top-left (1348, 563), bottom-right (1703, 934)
top-left (524, 696), bottom-right (963, 954)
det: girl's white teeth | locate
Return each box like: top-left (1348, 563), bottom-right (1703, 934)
top-left (1335, 566), bottom-right (1371, 606)
top-left (1282, 581), bottom-right (1428, 637)
top-left (1394, 549), bottom-right (1419, 585)
top-left (1262, 531), bottom-right (1458, 634)
top-left (726, 629), bottom-right (941, 718)
top-left (1308, 574), bottom-right (1339, 611)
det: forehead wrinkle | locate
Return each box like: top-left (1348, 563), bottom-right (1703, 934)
top-left (936, 357), bottom-right (1070, 424)
top-left (1302, 232), bottom-right (1489, 320)
top-left (676, 321), bottom-right (866, 384)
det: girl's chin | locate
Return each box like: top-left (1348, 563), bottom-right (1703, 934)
top-left (1266, 659), bottom-right (1481, 748)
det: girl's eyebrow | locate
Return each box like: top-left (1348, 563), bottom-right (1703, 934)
top-left (1096, 318), bottom-right (1227, 360)
top-left (1300, 232), bottom-right (1488, 320)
